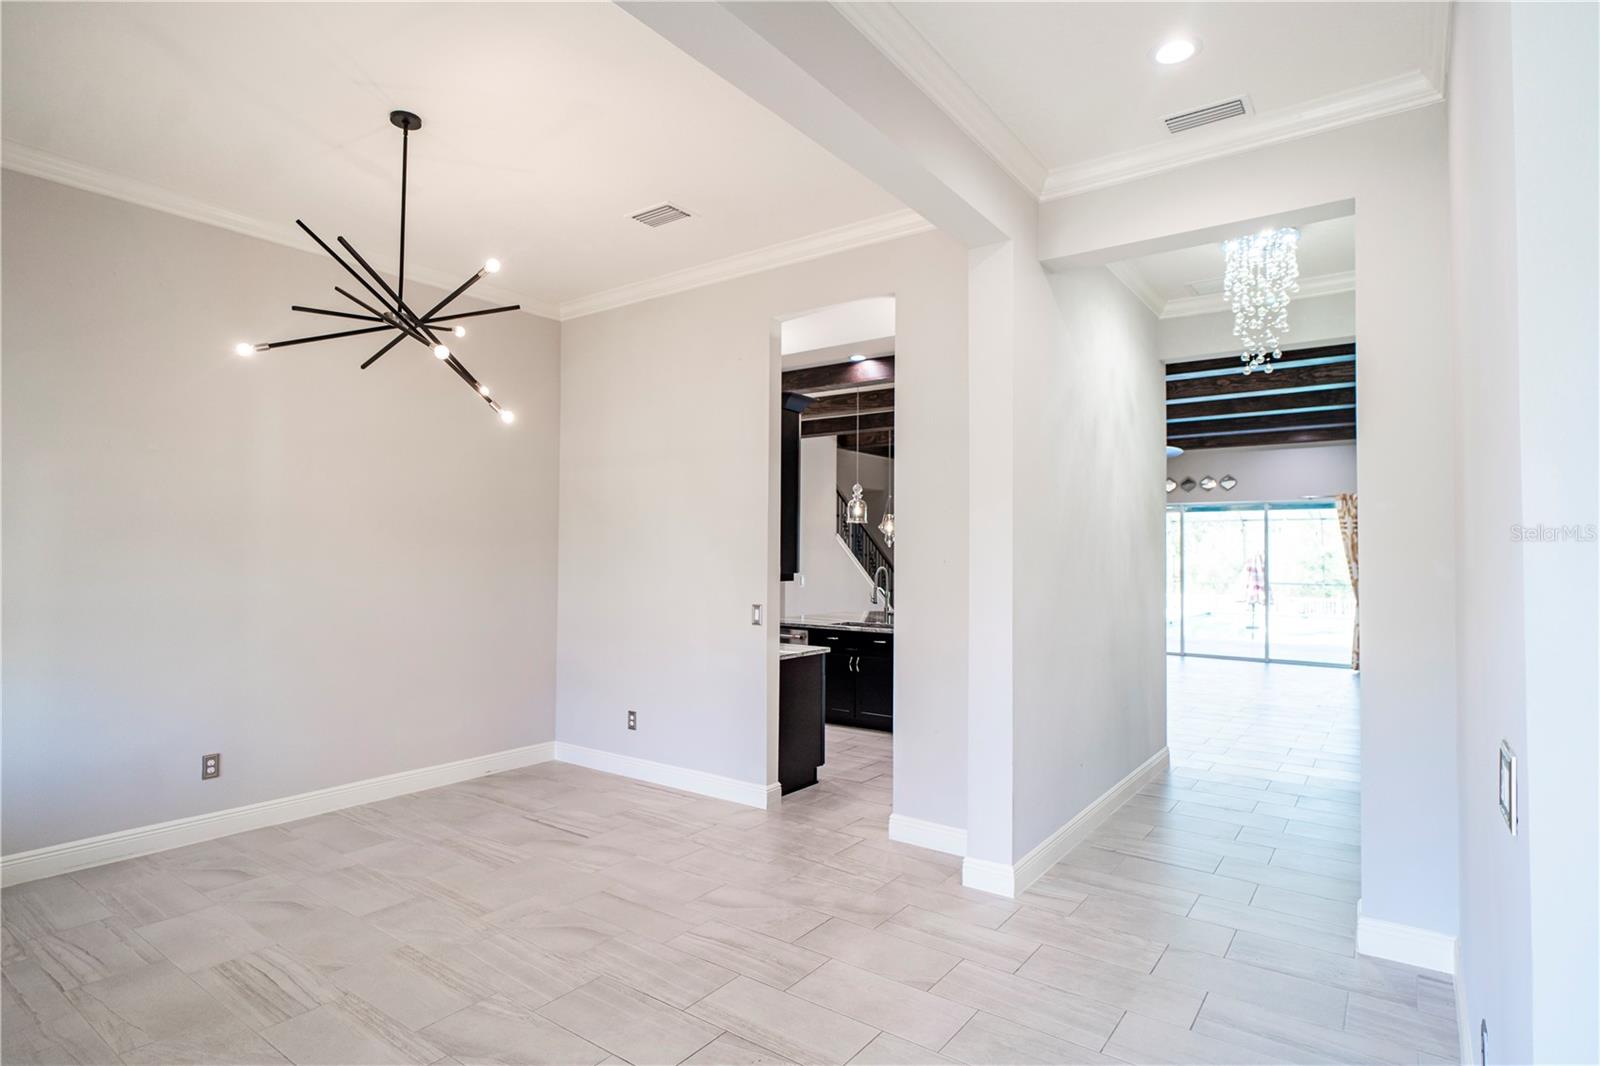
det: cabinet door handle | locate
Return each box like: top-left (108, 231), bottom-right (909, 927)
top-left (851, 655), bottom-right (859, 672)
top-left (873, 639), bottom-right (887, 645)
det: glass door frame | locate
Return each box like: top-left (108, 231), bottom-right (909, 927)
top-left (1166, 499), bottom-right (1351, 669)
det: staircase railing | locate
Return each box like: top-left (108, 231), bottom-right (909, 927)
top-left (836, 490), bottom-right (893, 598)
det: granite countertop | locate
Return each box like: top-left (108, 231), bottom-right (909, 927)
top-left (781, 611), bottom-right (893, 634)
top-left (778, 644), bottom-right (830, 660)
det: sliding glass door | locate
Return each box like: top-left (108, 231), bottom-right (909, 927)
top-left (1166, 501), bottom-right (1355, 667)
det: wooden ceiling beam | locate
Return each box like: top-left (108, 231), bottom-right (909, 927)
top-left (1166, 359), bottom-right (1354, 401)
top-left (1170, 387), bottom-right (1356, 420)
top-left (837, 429), bottom-right (894, 450)
top-left (1168, 410), bottom-right (1356, 439)
top-left (1165, 342), bottom-right (1355, 377)
top-left (781, 356), bottom-right (894, 393)
top-left (800, 386), bottom-right (894, 418)
top-left (803, 411), bottom-right (894, 437)
top-left (1167, 425), bottom-right (1355, 450)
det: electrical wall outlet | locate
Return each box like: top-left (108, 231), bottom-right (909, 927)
top-left (201, 753), bottom-right (221, 780)
top-left (627, 710), bottom-right (637, 731)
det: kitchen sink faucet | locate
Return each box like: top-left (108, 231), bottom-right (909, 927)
top-left (871, 565), bottom-right (894, 623)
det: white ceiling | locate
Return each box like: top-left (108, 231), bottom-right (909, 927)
top-left (1112, 215), bottom-right (1355, 318)
top-left (875, 2), bottom-right (1448, 196)
top-left (1, 3), bottom-right (908, 317)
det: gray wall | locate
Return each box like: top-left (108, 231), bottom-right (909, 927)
top-left (1167, 442), bottom-right (1356, 505)
top-left (1, 173), bottom-right (562, 853)
top-left (1011, 266), bottom-right (1166, 856)
top-left (782, 436), bottom-right (878, 619)
top-left (1449, 4), bottom-right (1599, 1062)
top-left (556, 230), bottom-right (971, 829)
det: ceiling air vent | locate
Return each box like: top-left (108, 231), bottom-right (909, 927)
top-left (631, 203), bottom-right (692, 227)
top-left (1164, 97), bottom-right (1249, 135)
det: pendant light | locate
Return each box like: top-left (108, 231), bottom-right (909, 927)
top-left (233, 111), bottom-right (521, 422)
top-left (846, 388), bottom-right (868, 524)
top-left (877, 425), bottom-right (895, 547)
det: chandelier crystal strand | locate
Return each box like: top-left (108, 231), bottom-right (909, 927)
top-left (1223, 227), bottom-right (1300, 375)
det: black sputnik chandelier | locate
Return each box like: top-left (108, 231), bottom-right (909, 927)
top-left (235, 111), bottom-right (520, 424)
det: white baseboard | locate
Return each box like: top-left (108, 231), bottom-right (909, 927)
top-left (1356, 899), bottom-right (1458, 974)
top-left (552, 742), bottom-right (775, 810)
top-left (961, 856), bottom-right (1017, 896)
top-left (961, 746), bottom-right (1171, 899)
top-left (888, 813), bottom-right (967, 857)
top-left (1, 742), bottom-right (556, 888)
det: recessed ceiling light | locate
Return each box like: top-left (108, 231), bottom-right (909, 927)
top-left (849, 354), bottom-right (866, 362)
top-left (1154, 38), bottom-right (1199, 65)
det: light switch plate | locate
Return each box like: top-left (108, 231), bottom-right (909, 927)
top-left (751, 604), bottom-right (763, 626)
top-left (1498, 740), bottom-right (1517, 835)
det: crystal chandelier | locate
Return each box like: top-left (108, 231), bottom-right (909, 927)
top-left (1223, 227), bottom-right (1300, 375)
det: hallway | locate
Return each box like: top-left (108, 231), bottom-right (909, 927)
top-left (1015, 656), bottom-right (1458, 1061)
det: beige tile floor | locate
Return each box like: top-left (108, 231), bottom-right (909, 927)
top-left (3, 657), bottom-right (1458, 1065)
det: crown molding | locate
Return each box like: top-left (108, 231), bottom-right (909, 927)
top-left (1039, 71), bottom-right (1444, 202)
top-left (1160, 269), bottom-right (1356, 320)
top-left (5, 141), bottom-right (935, 325)
top-left (1419, 2), bottom-right (1453, 95)
top-left (833, 1), bottom-right (1047, 197)
top-left (558, 208), bottom-right (933, 321)
top-left (2, 141), bottom-right (563, 320)
top-left (1105, 261), bottom-right (1166, 318)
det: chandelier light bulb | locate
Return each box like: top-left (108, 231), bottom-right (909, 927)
top-left (483, 258), bottom-right (502, 274)
top-left (234, 342), bottom-right (256, 357)
top-left (453, 325), bottom-right (467, 338)
top-left (479, 384), bottom-right (491, 397)
top-left (1154, 38), bottom-right (1199, 65)
top-left (500, 409), bottom-right (515, 425)
top-left (433, 344), bottom-right (450, 360)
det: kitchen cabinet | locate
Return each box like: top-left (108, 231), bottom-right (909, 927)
top-left (812, 627), bottom-right (893, 731)
top-left (779, 392), bottom-right (811, 581)
top-left (778, 650), bottom-right (827, 794)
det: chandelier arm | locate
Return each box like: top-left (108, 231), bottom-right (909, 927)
top-left (336, 236), bottom-right (439, 345)
top-left (414, 268), bottom-right (490, 324)
top-left (254, 323), bottom-right (396, 351)
top-left (424, 304), bottom-right (523, 324)
top-left (441, 353), bottom-right (499, 409)
top-left (334, 286), bottom-right (435, 359)
top-left (361, 332), bottom-right (408, 370)
top-left (296, 219), bottom-right (410, 325)
top-left (291, 305), bottom-right (385, 323)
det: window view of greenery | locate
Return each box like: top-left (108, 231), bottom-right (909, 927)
top-left (1166, 502), bottom-right (1355, 667)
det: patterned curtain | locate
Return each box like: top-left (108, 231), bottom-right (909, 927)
top-left (1336, 493), bottom-right (1359, 670)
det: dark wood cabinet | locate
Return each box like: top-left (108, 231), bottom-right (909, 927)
top-left (779, 392), bottom-right (811, 581)
top-left (814, 627), bottom-right (893, 731)
top-left (778, 653), bottom-right (826, 794)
